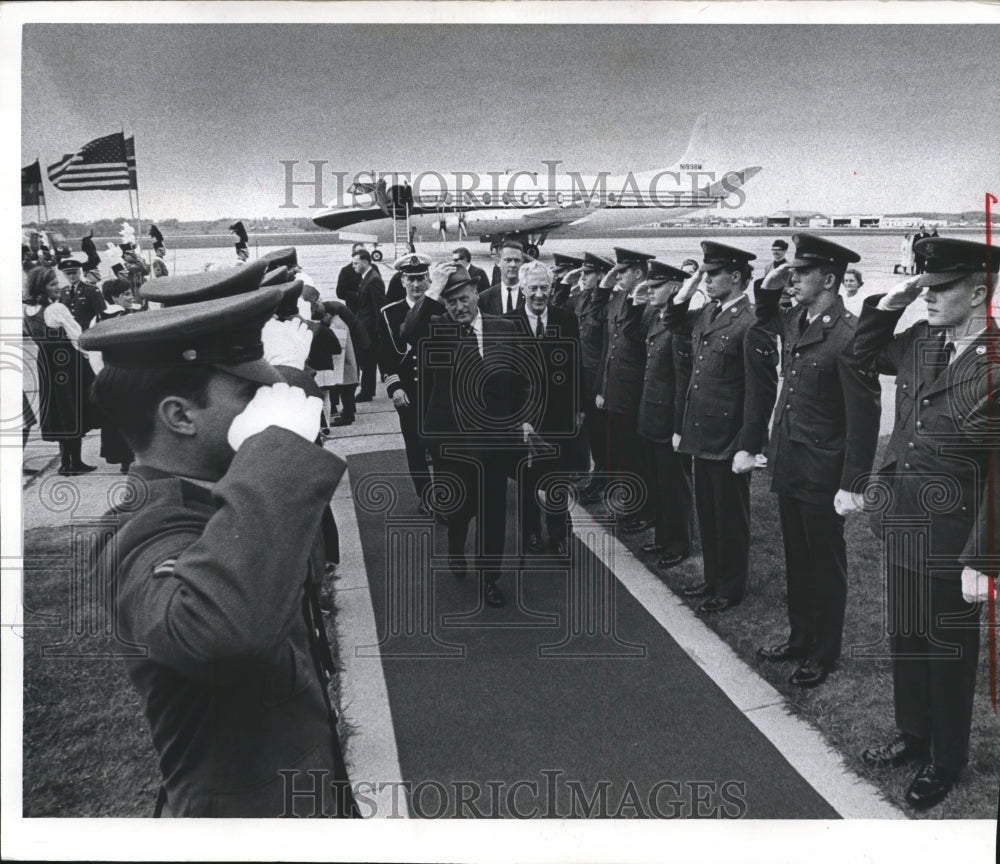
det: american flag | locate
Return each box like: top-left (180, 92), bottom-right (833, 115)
top-left (47, 132), bottom-right (131, 191)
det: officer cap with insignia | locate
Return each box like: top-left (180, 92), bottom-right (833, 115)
top-left (914, 237), bottom-right (999, 289)
top-left (643, 260), bottom-right (690, 285)
top-left (699, 241), bottom-right (756, 274)
top-left (274, 279), bottom-right (305, 319)
top-left (80, 289), bottom-right (285, 385)
top-left (260, 265), bottom-right (291, 287)
top-left (787, 233), bottom-right (861, 271)
top-left (261, 246), bottom-right (298, 272)
top-left (438, 264), bottom-right (478, 297)
top-left (57, 257), bottom-right (84, 272)
top-left (581, 252), bottom-right (615, 274)
top-left (612, 247), bottom-right (656, 272)
top-left (142, 258), bottom-right (268, 306)
top-left (552, 253), bottom-right (585, 272)
top-left (394, 252), bottom-right (432, 276)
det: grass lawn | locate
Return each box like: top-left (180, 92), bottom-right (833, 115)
top-left (595, 454), bottom-right (999, 820)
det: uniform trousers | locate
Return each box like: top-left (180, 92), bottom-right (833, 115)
top-left (582, 399), bottom-right (609, 474)
top-left (608, 410), bottom-right (651, 520)
top-left (432, 445), bottom-right (508, 583)
top-left (888, 564), bottom-right (981, 774)
top-left (777, 495), bottom-right (847, 667)
top-left (645, 439), bottom-right (693, 555)
top-left (693, 457), bottom-right (750, 601)
top-left (395, 402), bottom-right (430, 501)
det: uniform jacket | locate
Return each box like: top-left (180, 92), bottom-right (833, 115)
top-left (637, 305), bottom-right (694, 443)
top-left (104, 428), bottom-right (349, 816)
top-left (852, 298), bottom-right (1000, 574)
top-left (576, 286), bottom-right (612, 397)
top-left (665, 292), bottom-right (775, 459)
top-left (752, 288), bottom-right (881, 504)
top-left (355, 267), bottom-right (386, 338)
top-left (479, 282), bottom-right (524, 317)
top-left (64, 281), bottom-right (106, 330)
top-left (598, 291), bottom-right (649, 416)
top-left (378, 298), bottom-right (419, 399)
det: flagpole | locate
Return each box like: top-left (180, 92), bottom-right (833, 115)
top-left (37, 154), bottom-right (48, 224)
top-left (130, 134), bottom-right (146, 265)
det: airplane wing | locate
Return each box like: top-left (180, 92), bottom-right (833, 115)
top-left (312, 207), bottom-right (389, 231)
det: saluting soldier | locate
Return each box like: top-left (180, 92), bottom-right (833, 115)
top-left (379, 253), bottom-right (434, 508)
top-left (574, 252), bottom-right (616, 502)
top-left (636, 261), bottom-right (695, 569)
top-left (80, 282), bottom-right (358, 818)
top-left (596, 247), bottom-right (657, 533)
top-left (852, 237), bottom-right (999, 810)
top-left (549, 252), bottom-right (585, 308)
top-left (665, 242), bottom-right (775, 613)
top-left (751, 234), bottom-right (882, 688)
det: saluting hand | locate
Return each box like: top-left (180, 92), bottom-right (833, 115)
top-left (227, 382), bottom-right (324, 450)
top-left (673, 270), bottom-right (704, 305)
top-left (760, 262), bottom-right (794, 292)
top-left (833, 488), bottom-right (865, 516)
top-left (262, 318), bottom-right (312, 370)
top-left (877, 276), bottom-right (923, 311)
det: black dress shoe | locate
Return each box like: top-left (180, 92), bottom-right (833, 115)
top-left (656, 551), bottom-right (688, 568)
top-left (698, 595), bottom-right (735, 614)
top-left (524, 533), bottom-right (544, 554)
top-left (448, 557), bottom-right (467, 579)
top-left (789, 659), bottom-right (829, 688)
top-left (621, 518), bottom-right (654, 535)
top-left (757, 641), bottom-right (807, 663)
top-left (681, 582), bottom-right (711, 598)
top-left (640, 541), bottom-right (664, 554)
top-left (355, 394), bottom-right (373, 403)
top-left (861, 732), bottom-right (930, 768)
top-left (331, 415), bottom-right (355, 426)
top-left (905, 763), bottom-right (955, 810)
top-left (58, 464), bottom-right (97, 476)
top-left (484, 581), bottom-right (505, 608)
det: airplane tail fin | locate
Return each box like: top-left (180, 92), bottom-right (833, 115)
top-left (676, 113), bottom-right (709, 167)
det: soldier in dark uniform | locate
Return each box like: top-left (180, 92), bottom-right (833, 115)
top-left (597, 247), bottom-right (657, 533)
top-left (58, 257), bottom-right (106, 330)
top-left (81, 285), bottom-right (358, 818)
top-left (549, 252), bottom-right (585, 308)
top-left (574, 252), bottom-right (615, 502)
top-left (636, 261), bottom-right (695, 568)
top-left (751, 234), bottom-right (882, 688)
top-left (852, 237), bottom-right (999, 810)
top-left (665, 242), bottom-right (775, 613)
top-left (379, 253), bottom-right (434, 507)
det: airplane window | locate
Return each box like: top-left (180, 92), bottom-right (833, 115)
top-left (538, 193), bottom-right (546, 205)
top-left (608, 192), bottom-right (618, 204)
top-left (521, 192), bottom-right (531, 205)
top-left (556, 192), bottom-right (564, 205)
top-left (502, 193), bottom-right (511, 205)
top-left (482, 192), bottom-right (492, 205)
top-left (444, 192), bottom-right (453, 205)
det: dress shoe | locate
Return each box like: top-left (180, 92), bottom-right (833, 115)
top-left (640, 541), bottom-right (664, 554)
top-left (861, 732), bottom-right (929, 768)
top-left (681, 582), bottom-right (712, 598)
top-left (484, 581), bottom-right (505, 608)
top-left (331, 415), bottom-right (355, 426)
top-left (789, 658), bottom-right (830, 688)
top-left (756, 641), bottom-right (807, 663)
top-left (656, 551), bottom-right (688, 568)
top-left (448, 557), bottom-right (467, 579)
top-left (355, 394), bottom-right (373, 403)
top-left (524, 533), bottom-right (544, 554)
top-left (904, 763), bottom-right (955, 810)
top-left (698, 595), bottom-right (736, 614)
top-left (58, 463), bottom-right (97, 476)
top-left (621, 518), bottom-right (654, 535)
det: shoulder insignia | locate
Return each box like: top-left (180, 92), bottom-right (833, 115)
top-left (822, 314), bottom-right (831, 323)
top-left (844, 311), bottom-right (853, 319)
top-left (152, 558), bottom-right (177, 577)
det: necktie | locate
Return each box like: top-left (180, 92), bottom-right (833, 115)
top-left (709, 302), bottom-right (722, 323)
top-left (535, 315), bottom-right (545, 339)
top-left (462, 322), bottom-right (481, 359)
top-left (506, 288), bottom-right (514, 314)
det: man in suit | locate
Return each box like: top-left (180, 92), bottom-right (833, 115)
top-left (505, 259), bottom-right (585, 556)
top-left (452, 247), bottom-right (491, 294)
top-left (351, 247), bottom-right (386, 401)
top-left (478, 239), bottom-right (526, 315)
top-left (751, 234), bottom-right (882, 688)
top-left (636, 262), bottom-right (695, 569)
top-left (402, 264), bottom-right (531, 608)
top-left (81, 286), bottom-right (357, 817)
top-left (852, 237), bottom-right (998, 810)
top-left (596, 247), bottom-right (657, 533)
top-left (574, 252), bottom-right (616, 503)
top-left (666, 242), bottom-right (775, 613)
top-left (379, 253), bottom-right (433, 507)
top-left (336, 242), bottom-right (380, 309)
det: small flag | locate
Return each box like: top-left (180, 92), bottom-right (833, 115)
top-left (22, 160), bottom-right (44, 206)
top-left (47, 132), bottom-right (131, 191)
top-left (125, 135), bottom-right (138, 191)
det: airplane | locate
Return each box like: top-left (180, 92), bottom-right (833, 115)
top-left (311, 115), bottom-right (762, 259)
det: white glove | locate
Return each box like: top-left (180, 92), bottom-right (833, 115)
top-left (961, 566), bottom-right (993, 603)
top-left (296, 297), bottom-right (312, 320)
top-left (391, 389), bottom-right (410, 408)
top-left (833, 489), bottom-right (865, 516)
top-left (876, 277), bottom-right (923, 311)
top-left (227, 382), bottom-right (324, 450)
top-left (731, 450), bottom-right (757, 474)
top-left (262, 318), bottom-right (312, 370)
top-left (595, 394), bottom-right (605, 409)
top-left (674, 270), bottom-right (705, 305)
top-left (672, 433), bottom-right (682, 451)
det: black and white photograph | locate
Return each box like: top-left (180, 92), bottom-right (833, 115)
top-left (2, 1), bottom-right (997, 861)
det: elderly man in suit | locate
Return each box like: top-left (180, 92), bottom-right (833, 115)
top-left (666, 242), bottom-right (776, 614)
top-left (852, 237), bottom-right (999, 810)
top-left (751, 234), bottom-right (882, 689)
top-left (636, 261), bottom-right (695, 570)
top-left (402, 263), bottom-right (532, 608)
top-left (504, 259), bottom-right (585, 556)
top-left (478, 240), bottom-right (526, 315)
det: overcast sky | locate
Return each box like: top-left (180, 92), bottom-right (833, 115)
top-left (20, 22), bottom-right (1000, 222)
